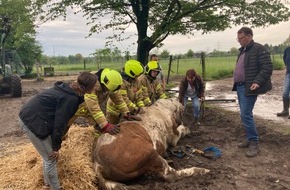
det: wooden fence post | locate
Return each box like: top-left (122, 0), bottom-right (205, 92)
top-left (201, 52), bottom-right (206, 79)
top-left (177, 56), bottom-right (180, 74)
top-left (166, 55), bottom-right (173, 84)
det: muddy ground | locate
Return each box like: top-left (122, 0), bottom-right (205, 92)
top-left (0, 70), bottom-right (290, 190)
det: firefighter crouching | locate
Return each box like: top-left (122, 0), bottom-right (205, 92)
top-left (106, 60), bottom-right (145, 124)
top-left (138, 60), bottom-right (167, 106)
top-left (70, 68), bottom-right (141, 135)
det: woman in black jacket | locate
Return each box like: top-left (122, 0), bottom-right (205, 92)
top-left (19, 72), bottom-right (97, 190)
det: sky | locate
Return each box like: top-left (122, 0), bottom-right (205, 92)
top-left (36, 6), bottom-right (290, 57)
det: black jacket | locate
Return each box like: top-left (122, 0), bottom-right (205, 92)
top-left (232, 40), bottom-right (273, 95)
top-left (283, 46), bottom-right (290, 74)
top-left (19, 81), bottom-right (84, 151)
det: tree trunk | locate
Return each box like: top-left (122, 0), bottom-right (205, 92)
top-left (136, 38), bottom-right (153, 66)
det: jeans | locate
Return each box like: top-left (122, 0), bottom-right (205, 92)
top-left (183, 95), bottom-right (200, 119)
top-left (236, 85), bottom-right (258, 142)
top-left (282, 73), bottom-right (290, 99)
top-left (19, 119), bottom-right (61, 190)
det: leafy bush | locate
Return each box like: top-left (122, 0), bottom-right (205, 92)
top-left (272, 60), bottom-right (285, 70)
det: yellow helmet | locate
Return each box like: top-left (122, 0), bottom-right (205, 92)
top-left (100, 68), bottom-right (122, 91)
top-left (124, 60), bottom-right (144, 78)
top-left (145, 61), bottom-right (161, 74)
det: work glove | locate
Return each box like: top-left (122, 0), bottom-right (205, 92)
top-left (124, 113), bottom-right (142, 121)
top-left (101, 123), bottom-right (120, 135)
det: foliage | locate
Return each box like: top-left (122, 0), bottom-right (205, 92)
top-left (94, 47), bottom-right (123, 63)
top-left (32, 0), bottom-right (290, 65)
top-left (0, 0), bottom-right (42, 74)
top-left (34, 54), bottom-right (284, 82)
top-left (229, 47), bottom-right (239, 56)
top-left (186, 49), bottom-right (194, 58)
top-left (159, 49), bottom-right (170, 59)
top-left (272, 60), bottom-right (285, 70)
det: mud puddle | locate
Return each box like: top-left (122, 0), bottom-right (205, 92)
top-left (206, 82), bottom-right (290, 126)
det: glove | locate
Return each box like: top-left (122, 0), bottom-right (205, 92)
top-left (101, 123), bottom-right (120, 135)
top-left (124, 113), bottom-right (142, 121)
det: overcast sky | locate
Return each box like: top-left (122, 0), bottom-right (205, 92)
top-left (36, 8), bottom-right (290, 57)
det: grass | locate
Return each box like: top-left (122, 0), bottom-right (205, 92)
top-left (36, 54), bottom-right (284, 81)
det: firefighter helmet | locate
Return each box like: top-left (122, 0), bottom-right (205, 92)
top-left (100, 68), bottom-right (122, 91)
top-left (124, 60), bottom-right (144, 78)
top-left (145, 61), bottom-right (161, 74)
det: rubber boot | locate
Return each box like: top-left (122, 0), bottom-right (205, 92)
top-left (194, 117), bottom-right (201, 126)
top-left (277, 98), bottom-right (289, 117)
top-left (246, 141), bottom-right (260, 157)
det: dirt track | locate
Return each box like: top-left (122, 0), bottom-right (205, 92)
top-left (1, 70), bottom-right (290, 189)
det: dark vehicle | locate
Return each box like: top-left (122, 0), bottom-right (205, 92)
top-left (0, 17), bottom-right (25, 97)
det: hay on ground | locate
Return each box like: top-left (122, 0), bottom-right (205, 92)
top-left (0, 125), bottom-right (99, 190)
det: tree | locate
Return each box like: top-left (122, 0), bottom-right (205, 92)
top-left (186, 49), bottom-right (194, 58)
top-left (32, 0), bottom-right (290, 65)
top-left (229, 47), bottom-right (239, 56)
top-left (283, 34), bottom-right (290, 46)
top-left (160, 49), bottom-right (170, 59)
top-left (75, 53), bottom-right (83, 61)
top-left (1, 0), bottom-right (42, 74)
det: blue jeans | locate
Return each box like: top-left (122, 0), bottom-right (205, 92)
top-left (183, 95), bottom-right (200, 119)
top-left (19, 119), bottom-right (61, 190)
top-left (236, 85), bottom-right (258, 142)
top-left (282, 73), bottom-right (290, 100)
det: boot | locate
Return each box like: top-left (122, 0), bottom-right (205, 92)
top-left (194, 117), bottom-right (200, 126)
top-left (246, 141), bottom-right (260, 157)
top-left (237, 140), bottom-right (250, 148)
top-left (277, 98), bottom-right (289, 117)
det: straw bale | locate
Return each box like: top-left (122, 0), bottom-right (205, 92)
top-left (0, 125), bottom-right (99, 190)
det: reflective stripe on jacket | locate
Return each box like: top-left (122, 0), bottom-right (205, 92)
top-left (138, 74), bottom-right (167, 104)
top-left (107, 78), bottom-right (144, 116)
top-left (75, 80), bottom-right (129, 126)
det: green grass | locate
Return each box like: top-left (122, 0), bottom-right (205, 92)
top-left (36, 54), bottom-right (284, 81)
top-left (159, 56), bottom-right (237, 81)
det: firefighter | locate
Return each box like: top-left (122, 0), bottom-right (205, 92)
top-left (106, 60), bottom-right (145, 124)
top-left (138, 60), bottom-right (167, 106)
top-left (71, 68), bottom-right (138, 135)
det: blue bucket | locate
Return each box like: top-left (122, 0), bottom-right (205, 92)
top-left (203, 146), bottom-right (222, 159)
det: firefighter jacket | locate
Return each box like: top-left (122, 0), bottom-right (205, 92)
top-left (74, 80), bottom-right (129, 127)
top-left (107, 76), bottom-right (145, 116)
top-left (138, 74), bottom-right (167, 105)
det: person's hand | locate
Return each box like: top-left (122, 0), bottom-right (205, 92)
top-left (250, 83), bottom-right (260, 91)
top-left (200, 97), bottom-right (205, 102)
top-left (49, 151), bottom-right (60, 160)
top-left (124, 113), bottom-right (142, 121)
top-left (101, 123), bottom-right (120, 135)
top-left (130, 107), bottom-right (138, 115)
